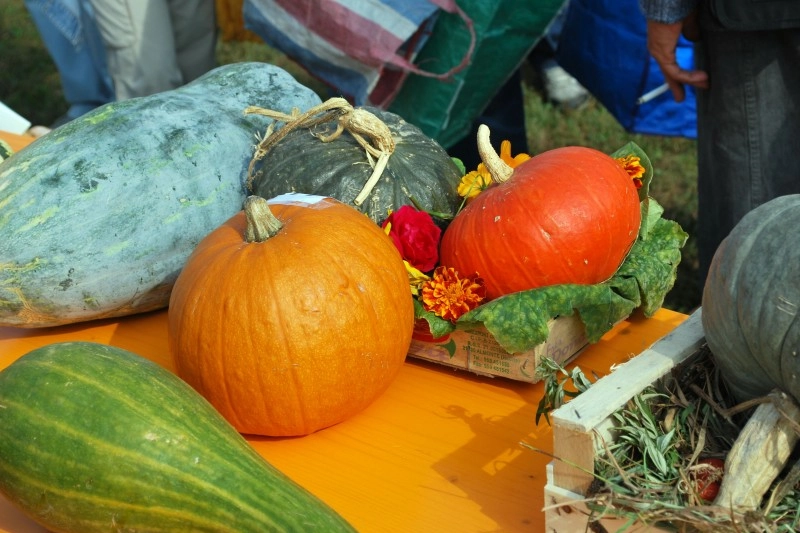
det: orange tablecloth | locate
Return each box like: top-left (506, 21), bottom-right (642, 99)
top-left (0, 308), bottom-right (687, 532)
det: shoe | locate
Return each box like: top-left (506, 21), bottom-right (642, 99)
top-left (27, 125), bottom-right (52, 138)
top-left (540, 60), bottom-right (589, 109)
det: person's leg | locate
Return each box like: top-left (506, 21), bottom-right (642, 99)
top-left (166, 0), bottom-right (217, 84)
top-left (447, 70), bottom-right (529, 171)
top-left (528, 0), bottom-right (588, 109)
top-left (695, 27), bottom-right (800, 285)
top-left (87, 0), bottom-right (182, 99)
top-left (24, 0), bottom-right (114, 122)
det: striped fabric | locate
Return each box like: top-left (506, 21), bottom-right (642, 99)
top-left (243, 0), bottom-right (473, 106)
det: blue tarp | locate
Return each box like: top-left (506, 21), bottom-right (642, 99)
top-left (556, 0), bottom-right (697, 139)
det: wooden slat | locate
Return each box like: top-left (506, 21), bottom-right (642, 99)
top-left (550, 309), bottom-right (705, 494)
top-left (543, 463), bottom-right (669, 532)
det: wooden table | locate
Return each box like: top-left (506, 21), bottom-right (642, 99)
top-left (0, 130), bottom-right (37, 154)
top-left (0, 308), bottom-right (687, 532)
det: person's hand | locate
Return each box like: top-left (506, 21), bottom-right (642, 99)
top-left (646, 14), bottom-right (708, 102)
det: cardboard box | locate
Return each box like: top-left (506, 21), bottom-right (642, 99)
top-left (543, 309), bottom-right (705, 532)
top-left (406, 314), bottom-right (589, 383)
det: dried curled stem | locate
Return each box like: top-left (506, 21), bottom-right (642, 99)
top-left (244, 97), bottom-right (395, 206)
top-left (476, 124), bottom-right (513, 183)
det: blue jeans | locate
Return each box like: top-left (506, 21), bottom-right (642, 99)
top-left (25, 0), bottom-right (114, 121)
top-left (695, 22), bottom-right (800, 284)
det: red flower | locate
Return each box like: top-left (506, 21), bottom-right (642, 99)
top-left (381, 205), bottom-right (441, 272)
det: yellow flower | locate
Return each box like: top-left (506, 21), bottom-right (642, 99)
top-left (615, 154), bottom-right (645, 189)
top-left (457, 140), bottom-right (531, 202)
top-left (404, 260), bottom-right (430, 296)
top-left (457, 163), bottom-right (493, 201)
top-left (500, 140), bottom-right (530, 168)
top-left (421, 266), bottom-right (486, 322)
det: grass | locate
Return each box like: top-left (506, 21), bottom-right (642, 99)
top-left (0, 0), bottom-right (700, 313)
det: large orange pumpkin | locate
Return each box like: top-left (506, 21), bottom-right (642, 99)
top-left (439, 125), bottom-right (641, 300)
top-left (168, 194), bottom-right (414, 437)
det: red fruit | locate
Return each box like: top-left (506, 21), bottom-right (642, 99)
top-left (439, 127), bottom-right (641, 300)
top-left (693, 457), bottom-right (725, 501)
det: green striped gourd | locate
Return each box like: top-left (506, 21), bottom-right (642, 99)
top-left (0, 138), bottom-right (12, 162)
top-left (0, 341), bottom-right (356, 532)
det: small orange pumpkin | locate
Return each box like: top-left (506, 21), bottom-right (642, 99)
top-left (168, 194), bottom-right (414, 437)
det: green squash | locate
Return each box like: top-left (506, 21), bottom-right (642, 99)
top-left (0, 342), bottom-right (357, 533)
top-left (247, 105), bottom-right (463, 224)
top-left (0, 62), bottom-right (321, 328)
top-left (701, 194), bottom-right (800, 403)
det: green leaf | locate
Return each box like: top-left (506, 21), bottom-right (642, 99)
top-left (610, 141), bottom-right (656, 240)
top-left (639, 197), bottom-right (665, 240)
top-left (444, 215), bottom-right (688, 354)
top-left (412, 299), bottom-right (455, 339)
top-left (615, 217), bottom-right (688, 316)
top-left (408, 195), bottom-right (455, 221)
top-left (535, 357), bottom-right (596, 425)
top-left (458, 282), bottom-right (637, 353)
top-left (610, 141), bottom-right (653, 201)
top-left (451, 157), bottom-right (466, 175)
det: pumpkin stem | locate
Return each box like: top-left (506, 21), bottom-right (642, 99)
top-left (244, 98), bottom-right (396, 205)
top-left (354, 152), bottom-right (390, 206)
top-left (244, 196), bottom-right (283, 243)
top-left (477, 124), bottom-right (513, 183)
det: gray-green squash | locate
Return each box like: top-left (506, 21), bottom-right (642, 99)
top-left (701, 194), bottom-right (800, 403)
top-left (0, 62), bottom-right (321, 328)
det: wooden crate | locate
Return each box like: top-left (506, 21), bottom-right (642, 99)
top-left (543, 309), bottom-right (705, 531)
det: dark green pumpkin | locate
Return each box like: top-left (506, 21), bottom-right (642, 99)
top-left (0, 341), bottom-right (356, 532)
top-left (247, 106), bottom-right (463, 224)
top-left (0, 62), bottom-right (321, 328)
top-left (701, 194), bottom-right (800, 403)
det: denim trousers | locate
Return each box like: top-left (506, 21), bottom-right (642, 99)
top-left (25, 0), bottom-right (115, 120)
top-left (695, 25), bottom-right (800, 285)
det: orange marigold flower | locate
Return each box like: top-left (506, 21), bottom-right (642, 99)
top-left (615, 154), bottom-right (645, 189)
top-left (421, 266), bottom-right (486, 322)
top-left (500, 140), bottom-right (531, 168)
